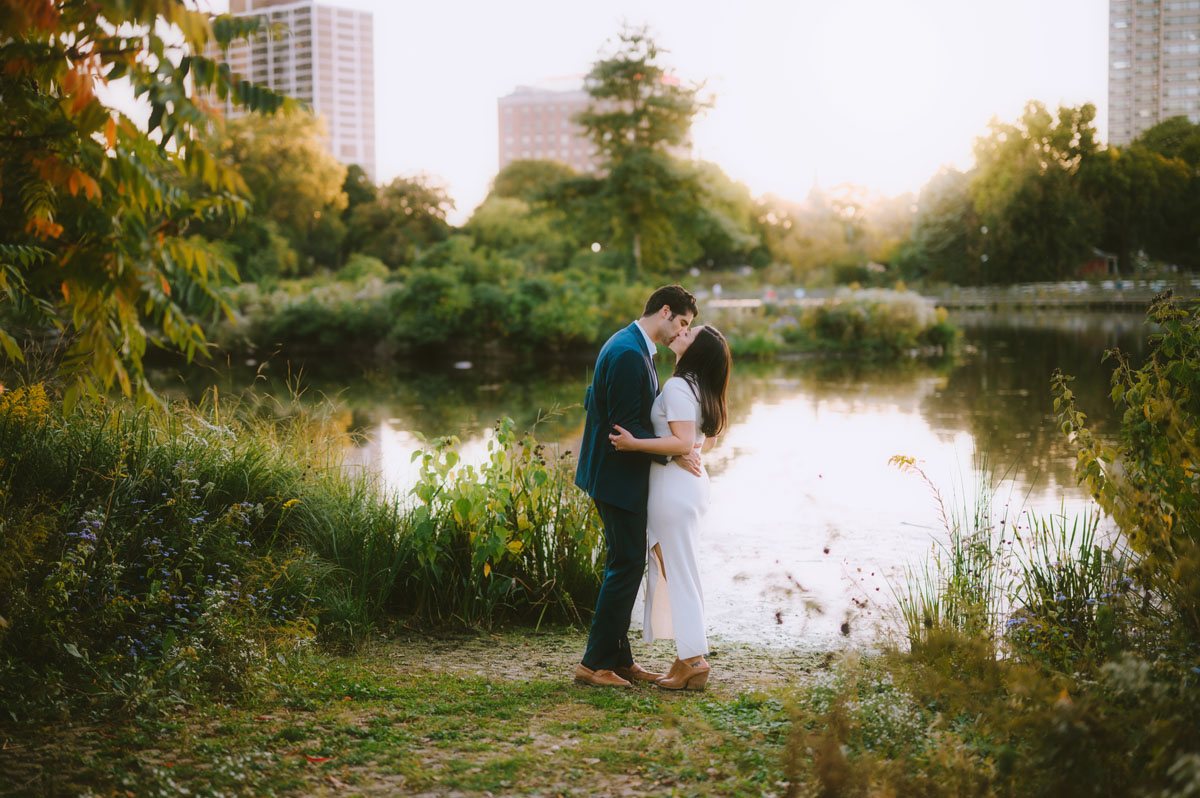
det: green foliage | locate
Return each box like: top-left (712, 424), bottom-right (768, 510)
top-left (0, 0), bottom-right (294, 405)
top-left (464, 196), bottom-right (577, 269)
top-left (706, 289), bottom-right (954, 361)
top-left (337, 253), bottom-right (389, 283)
top-left (490, 159), bottom-right (580, 204)
top-left (894, 167), bottom-right (975, 284)
top-left (346, 175), bottom-right (454, 268)
top-left (791, 641), bottom-right (1200, 798)
top-left (405, 417), bottom-right (604, 627)
top-left (567, 25), bottom-right (713, 274)
top-left (969, 102), bottom-right (1100, 283)
top-left (1078, 143), bottom-right (1193, 273)
top-left (217, 111), bottom-right (348, 272)
top-left (340, 163), bottom-right (378, 216)
top-left (0, 385), bottom-right (329, 718)
top-left (1053, 293), bottom-right (1200, 641)
top-left (218, 237), bottom-right (652, 355)
top-left (898, 109), bottom-right (1200, 285)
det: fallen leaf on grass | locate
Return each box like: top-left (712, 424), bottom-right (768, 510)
top-left (304, 755), bottom-right (332, 763)
top-left (326, 774), bottom-right (349, 789)
top-left (582, 757), bottom-right (600, 764)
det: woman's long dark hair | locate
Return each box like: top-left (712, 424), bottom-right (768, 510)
top-left (674, 325), bottom-right (730, 437)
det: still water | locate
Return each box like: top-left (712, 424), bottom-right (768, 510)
top-left (156, 310), bottom-right (1150, 649)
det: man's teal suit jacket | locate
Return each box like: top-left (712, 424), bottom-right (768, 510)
top-left (574, 322), bottom-right (658, 513)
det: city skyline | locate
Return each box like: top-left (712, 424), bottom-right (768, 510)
top-left (204, 0), bottom-right (1109, 224)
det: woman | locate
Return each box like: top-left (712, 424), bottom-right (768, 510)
top-left (609, 324), bottom-right (730, 691)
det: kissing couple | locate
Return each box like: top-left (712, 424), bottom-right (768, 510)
top-left (573, 285), bottom-right (731, 690)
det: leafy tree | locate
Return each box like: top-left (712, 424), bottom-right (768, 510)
top-left (465, 196), bottom-right (573, 267)
top-left (0, 0), bottom-right (291, 404)
top-left (895, 167), bottom-right (976, 284)
top-left (346, 176), bottom-right (454, 268)
top-left (341, 163), bottom-right (377, 217)
top-left (968, 102), bottom-right (1099, 283)
top-left (219, 111), bottom-right (347, 271)
top-left (1133, 118), bottom-right (1200, 269)
top-left (1136, 115), bottom-right (1200, 166)
top-left (572, 25), bottom-right (709, 274)
top-left (1078, 145), bottom-right (1191, 273)
top-left (490, 159), bottom-right (579, 204)
top-left (685, 161), bottom-right (764, 270)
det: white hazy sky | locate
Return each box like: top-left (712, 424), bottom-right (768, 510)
top-left (208, 0), bottom-right (1109, 224)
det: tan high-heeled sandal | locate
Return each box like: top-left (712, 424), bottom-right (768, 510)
top-left (655, 657), bottom-right (710, 691)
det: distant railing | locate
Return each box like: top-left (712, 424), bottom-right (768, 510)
top-left (702, 278), bottom-right (1200, 312)
top-left (931, 278), bottom-right (1200, 310)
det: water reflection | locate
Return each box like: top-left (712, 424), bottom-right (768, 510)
top-left (148, 310), bottom-right (1152, 648)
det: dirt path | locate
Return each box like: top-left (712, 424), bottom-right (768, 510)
top-left (381, 626), bottom-right (839, 694)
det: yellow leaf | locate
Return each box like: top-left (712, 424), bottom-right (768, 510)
top-left (105, 117), bottom-right (117, 149)
top-left (483, 562), bottom-right (491, 577)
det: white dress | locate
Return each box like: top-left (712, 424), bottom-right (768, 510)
top-left (642, 376), bottom-right (711, 659)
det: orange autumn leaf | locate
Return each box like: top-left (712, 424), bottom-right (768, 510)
top-left (69, 77), bottom-right (95, 115)
top-left (26, 218), bottom-right (63, 239)
top-left (69, 169), bottom-right (101, 200)
top-left (105, 117), bottom-right (117, 149)
top-left (159, 274), bottom-right (171, 296)
top-left (62, 282), bottom-right (69, 302)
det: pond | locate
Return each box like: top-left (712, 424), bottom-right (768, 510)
top-left (152, 309), bottom-right (1151, 650)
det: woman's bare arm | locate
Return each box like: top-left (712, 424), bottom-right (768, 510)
top-left (610, 420), bottom-right (695, 456)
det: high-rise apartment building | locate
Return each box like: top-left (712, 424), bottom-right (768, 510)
top-left (214, 0), bottom-right (376, 180)
top-left (1109, 0), bottom-right (1200, 146)
top-left (497, 86), bottom-right (601, 174)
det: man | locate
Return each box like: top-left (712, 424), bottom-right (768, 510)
top-left (573, 285), bottom-right (703, 687)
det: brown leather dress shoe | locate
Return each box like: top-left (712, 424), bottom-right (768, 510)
top-left (574, 663), bottom-right (632, 688)
top-left (655, 657), bottom-right (710, 691)
top-left (614, 663), bottom-right (665, 683)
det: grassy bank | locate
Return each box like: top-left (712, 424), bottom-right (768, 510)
top-left (0, 385), bottom-right (602, 724)
top-left (2, 629), bottom-right (817, 797)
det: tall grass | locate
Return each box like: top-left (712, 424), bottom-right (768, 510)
top-left (888, 455), bottom-right (1019, 647)
top-left (889, 454), bottom-right (1155, 672)
top-left (0, 384), bottom-right (601, 719)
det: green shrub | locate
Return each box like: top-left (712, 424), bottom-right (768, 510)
top-left (1053, 292), bottom-right (1200, 646)
top-left (708, 289), bottom-right (954, 359)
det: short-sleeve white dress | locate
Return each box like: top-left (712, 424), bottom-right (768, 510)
top-left (642, 376), bottom-right (710, 659)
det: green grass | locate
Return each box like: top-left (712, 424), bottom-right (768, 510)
top-left (2, 632), bottom-right (801, 797)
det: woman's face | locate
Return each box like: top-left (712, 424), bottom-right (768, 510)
top-left (669, 324), bottom-right (702, 358)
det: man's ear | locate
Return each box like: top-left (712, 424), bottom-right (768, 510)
top-left (660, 305), bottom-right (671, 319)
